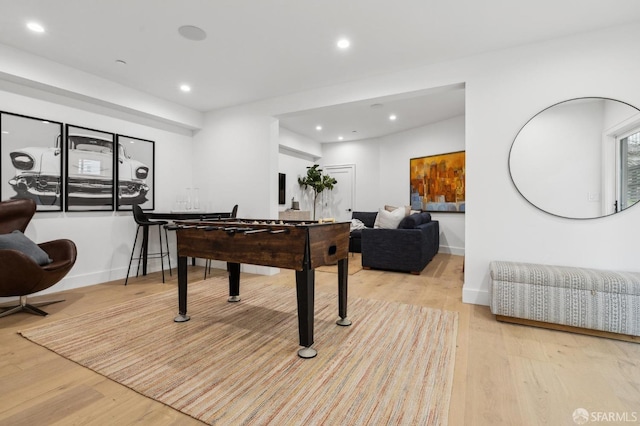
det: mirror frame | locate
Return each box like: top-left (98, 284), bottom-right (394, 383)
top-left (508, 97), bottom-right (640, 219)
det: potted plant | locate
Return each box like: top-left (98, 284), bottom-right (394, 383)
top-left (298, 164), bottom-right (337, 220)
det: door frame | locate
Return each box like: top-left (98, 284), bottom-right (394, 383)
top-left (323, 164), bottom-right (356, 220)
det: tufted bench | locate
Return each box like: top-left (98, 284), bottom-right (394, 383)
top-left (489, 261), bottom-right (640, 342)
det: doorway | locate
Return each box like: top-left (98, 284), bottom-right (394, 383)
top-left (323, 164), bottom-right (355, 222)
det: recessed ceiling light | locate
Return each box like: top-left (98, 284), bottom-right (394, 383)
top-left (338, 136), bottom-right (344, 141)
top-left (389, 114), bottom-right (397, 121)
top-left (27, 22), bottom-right (45, 33)
top-left (1, 131), bottom-right (9, 134)
top-left (178, 25), bottom-right (207, 41)
top-left (115, 59), bottom-right (127, 65)
top-left (180, 84), bottom-right (191, 92)
top-left (337, 38), bottom-right (350, 49)
top-left (316, 125), bottom-right (322, 131)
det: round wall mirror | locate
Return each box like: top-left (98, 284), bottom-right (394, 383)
top-left (509, 97), bottom-right (640, 219)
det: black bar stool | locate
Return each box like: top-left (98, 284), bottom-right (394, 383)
top-left (204, 204), bottom-right (238, 279)
top-left (125, 205), bottom-right (172, 285)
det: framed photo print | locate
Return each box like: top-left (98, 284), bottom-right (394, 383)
top-left (116, 134), bottom-right (155, 211)
top-left (0, 111), bottom-right (64, 211)
top-left (65, 124), bottom-right (115, 211)
top-left (410, 150), bottom-right (465, 213)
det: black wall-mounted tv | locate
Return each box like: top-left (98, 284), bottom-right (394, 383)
top-left (278, 173), bottom-right (286, 205)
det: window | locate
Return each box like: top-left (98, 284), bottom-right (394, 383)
top-left (620, 130), bottom-right (640, 210)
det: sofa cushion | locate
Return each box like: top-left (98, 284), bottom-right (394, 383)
top-left (350, 229), bottom-right (363, 237)
top-left (374, 207), bottom-right (405, 229)
top-left (399, 215), bottom-right (417, 229)
top-left (0, 230), bottom-right (52, 265)
top-left (351, 211), bottom-right (378, 228)
top-left (398, 212), bottom-right (432, 229)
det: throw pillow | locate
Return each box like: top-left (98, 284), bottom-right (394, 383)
top-left (374, 207), bottom-right (405, 229)
top-left (0, 230), bottom-right (52, 265)
top-left (398, 214), bottom-right (419, 229)
top-left (384, 204), bottom-right (411, 217)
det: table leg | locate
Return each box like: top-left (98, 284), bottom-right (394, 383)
top-left (174, 255), bottom-right (190, 322)
top-left (227, 262), bottom-right (241, 302)
top-left (295, 267), bottom-right (316, 358)
top-left (336, 258), bottom-right (352, 326)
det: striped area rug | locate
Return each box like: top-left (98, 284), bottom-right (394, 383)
top-left (20, 277), bottom-right (458, 425)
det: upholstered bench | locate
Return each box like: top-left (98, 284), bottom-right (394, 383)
top-left (489, 261), bottom-right (640, 342)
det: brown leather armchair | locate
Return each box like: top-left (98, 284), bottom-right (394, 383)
top-left (0, 199), bottom-right (77, 318)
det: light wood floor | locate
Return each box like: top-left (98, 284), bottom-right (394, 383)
top-left (1, 253), bottom-right (638, 425)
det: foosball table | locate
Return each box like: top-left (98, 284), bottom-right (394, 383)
top-left (170, 218), bottom-right (352, 358)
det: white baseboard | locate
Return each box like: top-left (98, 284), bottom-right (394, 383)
top-left (439, 245), bottom-right (465, 256)
top-left (462, 286), bottom-right (490, 306)
top-left (1, 268), bottom-right (125, 303)
top-left (0, 259), bottom-right (280, 304)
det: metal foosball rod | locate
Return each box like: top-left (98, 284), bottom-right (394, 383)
top-left (243, 228), bottom-right (269, 234)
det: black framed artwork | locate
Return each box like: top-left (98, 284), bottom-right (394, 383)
top-left (116, 134), bottom-right (155, 211)
top-left (0, 111), bottom-right (64, 211)
top-left (65, 124), bottom-right (115, 212)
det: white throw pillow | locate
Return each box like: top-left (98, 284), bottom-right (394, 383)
top-left (374, 207), bottom-right (405, 229)
top-left (384, 204), bottom-right (411, 217)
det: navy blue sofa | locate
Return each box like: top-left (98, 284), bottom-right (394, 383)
top-left (350, 211), bottom-right (439, 274)
top-left (349, 211), bottom-right (378, 253)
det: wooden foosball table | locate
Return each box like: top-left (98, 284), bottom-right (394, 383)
top-left (170, 218), bottom-right (352, 358)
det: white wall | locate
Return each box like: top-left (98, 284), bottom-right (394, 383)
top-left (378, 115), bottom-right (465, 255)
top-left (278, 150), bottom-right (311, 211)
top-left (463, 24), bottom-right (640, 304)
top-left (190, 104), bottom-right (280, 275)
top-left (279, 126), bottom-right (322, 160)
top-left (320, 139), bottom-right (381, 211)
top-left (191, 105), bottom-right (278, 219)
top-left (0, 88), bottom-right (194, 296)
top-left (278, 127), bottom-right (318, 212)
top-left (3, 22), bottom-right (640, 307)
top-left (197, 23), bottom-right (640, 306)
top-left (321, 115), bottom-right (466, 255)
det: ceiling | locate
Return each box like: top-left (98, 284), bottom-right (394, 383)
top-left (2, 0), bottom-right (640, 141)
top-left (277, 84), bottom-right (465, 143)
